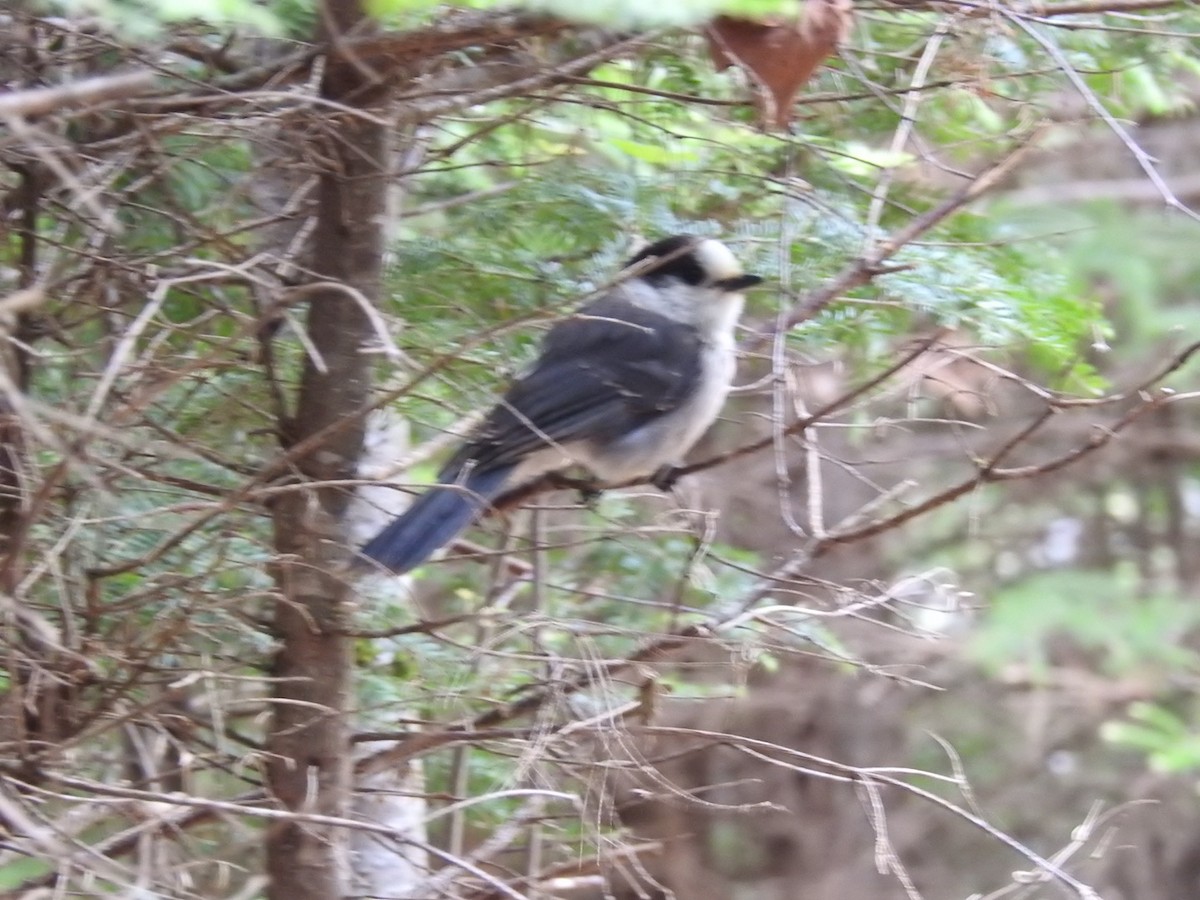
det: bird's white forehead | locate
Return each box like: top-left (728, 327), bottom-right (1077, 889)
top-left (694, 239), bottom-right (744, 281)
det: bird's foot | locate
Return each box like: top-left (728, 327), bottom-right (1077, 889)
top-left (546, 472), bottom-right (603, 507)
top-left (576, 478), bottom-right (603, 507)
top-left (578, 487), bottom-right (604, 508)
top-left (651, 464), bottom-right (682, 493)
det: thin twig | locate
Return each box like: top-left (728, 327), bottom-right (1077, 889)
top-left (1001, 7), bottom-right (1200, 221)
top-left (753, 125), bottom-right (1050, 348)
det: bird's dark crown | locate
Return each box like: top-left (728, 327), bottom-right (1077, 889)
top-left (623, 234), bottom-right (761, 294)
top-left (623, 235), bottom-right (708, 287)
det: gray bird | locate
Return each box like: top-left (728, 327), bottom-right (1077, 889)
top-left (361, 234), bottom-right (762, 574)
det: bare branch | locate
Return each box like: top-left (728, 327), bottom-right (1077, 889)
top-left (0, 70), bottom-right (156, 118)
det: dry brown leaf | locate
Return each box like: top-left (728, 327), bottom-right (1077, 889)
top-left (707, 0), bottom-right (853, 130)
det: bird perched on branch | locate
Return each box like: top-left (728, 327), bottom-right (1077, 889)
top-left (360, 235), bottom-right (762, 575)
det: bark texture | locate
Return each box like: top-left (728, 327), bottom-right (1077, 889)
top-left (264, 0), bottom-right (389, 894)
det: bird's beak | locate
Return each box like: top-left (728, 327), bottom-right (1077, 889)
top-left (715, 274), bottom-right (764, 291)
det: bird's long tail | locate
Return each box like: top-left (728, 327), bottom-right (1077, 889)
top-left (359, 465), bottom-right (513, 575)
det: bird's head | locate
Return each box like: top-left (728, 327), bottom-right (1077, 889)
top-left (623, 235), bottom-right (763, 295)
top-left (620, 235), bottom-right (762, 333)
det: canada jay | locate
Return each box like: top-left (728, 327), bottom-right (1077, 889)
top-left (360, 234), bottom-right (762, 574)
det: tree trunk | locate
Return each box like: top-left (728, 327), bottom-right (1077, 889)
top-left (264, 0), bottom-right (390, 894)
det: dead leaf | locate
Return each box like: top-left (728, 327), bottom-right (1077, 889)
top-left (707, 0), bottom-right (853, 131)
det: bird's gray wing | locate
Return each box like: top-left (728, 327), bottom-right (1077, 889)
top-left (442, 296), bottom-right (703, 476)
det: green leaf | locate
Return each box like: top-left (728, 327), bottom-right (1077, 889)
top-left (609, 138), bottom-right (700, 165)
top-left (828, 142), bottom-right (916, 178)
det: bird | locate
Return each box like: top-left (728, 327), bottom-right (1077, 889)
top-left (360, 234), bottom-right (762, 574)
